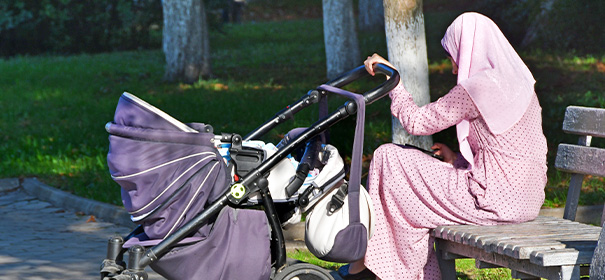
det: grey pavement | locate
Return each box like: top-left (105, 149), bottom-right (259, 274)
top-left (0, 180), bottom-right (163, 280)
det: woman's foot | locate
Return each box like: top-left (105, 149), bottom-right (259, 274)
top-left (337, 264), bottom-right (375, 280)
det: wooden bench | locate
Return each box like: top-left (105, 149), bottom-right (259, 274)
top-left (432, 106), bottom-right (605, 279)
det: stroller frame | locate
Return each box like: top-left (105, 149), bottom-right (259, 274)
top-left (101, 64), bottom-right (399, 280)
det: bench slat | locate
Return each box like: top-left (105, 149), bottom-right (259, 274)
top-left (478, 232), bottom-right (599, 252)
top-left (505, 240), bottom-right (596, 261)
top-left (451, 225), bottom-right (598, 242)
top-left (531, 248), bottom-right (596, 266)
top-left (555, 144), bottom-right (605, 177)
top-left (436, 239), bottom-right (579, 279)
top-left (433, 216), bottom-right (602, 267)
top-left (434, 216), bottom-right (599, 241)
top-left (434, 216), bottom-right (569, 240)
top-left (494, 237), bottom-right (597, 254)
top-left (501, 242), bottom-right (568, 259)
top-left (562, 106), bottom-right (605, 138)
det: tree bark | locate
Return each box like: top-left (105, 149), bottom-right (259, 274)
top-left (162, 0), bottom-right (211, 84)
top-left (520, 0), bottom-right (555, 49)
top-left (384, 0), bottom-right (432, 149)
top-left (323, 0), bottom-right (361, 79)
top-left (358, 0), bottom-right (385, 32)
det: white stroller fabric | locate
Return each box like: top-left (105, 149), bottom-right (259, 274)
top-left (215, 141), bottom-right (300, 202)
top-left (224, 143), bottom-right (345, 201)
top-left (304, 181), bottom-right (375, 259)
top-left (217, 140), bottom-right (348, 226)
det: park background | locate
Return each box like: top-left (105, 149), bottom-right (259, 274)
top-left (0, 0), bottom-right (604, 277)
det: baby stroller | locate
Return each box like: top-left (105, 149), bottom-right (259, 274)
top-left (100, 64), bottom-right (399, 280)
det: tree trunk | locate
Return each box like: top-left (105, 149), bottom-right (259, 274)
top-left (323, 0), bottom-right (361, 79)
top-left (384, 0), bottom-right (432, 149)
top-left (520, 0), bottom-right (555, 48)
top-left (358, 0), bottom-right (385, 32)
top-left (162, 0), bottom-right (211, 84)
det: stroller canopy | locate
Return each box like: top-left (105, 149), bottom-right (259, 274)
top-left (107, 92), bottom-right (230, 239)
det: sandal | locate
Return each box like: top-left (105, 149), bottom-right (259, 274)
top-left (337, 264), bottom-right (376, 280)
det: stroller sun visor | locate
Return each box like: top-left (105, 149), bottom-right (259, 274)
top-left (107, 92), bottom-right (230, 239)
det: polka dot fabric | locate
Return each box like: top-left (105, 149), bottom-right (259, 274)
top-left (364, 83), bottom-right (548, 279)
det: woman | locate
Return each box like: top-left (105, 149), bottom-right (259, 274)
top-left (339, 12), bottom-right (548, 280)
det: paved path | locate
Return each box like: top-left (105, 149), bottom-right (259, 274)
top-left (0, 179), bottom-right (343, 280)
top-left (0, 188), bottom-right (163, 280)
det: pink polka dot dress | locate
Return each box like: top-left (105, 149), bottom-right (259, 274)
top-left (363, 83), bottom-right (548, 279)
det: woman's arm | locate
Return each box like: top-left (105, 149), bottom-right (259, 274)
top-left (363, 53), bottom-right (479, 136)
top-left (391, 83), bottom-right (479, 136)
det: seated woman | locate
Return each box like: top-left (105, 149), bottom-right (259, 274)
top-left (340, 12), bottom-right (548, 280)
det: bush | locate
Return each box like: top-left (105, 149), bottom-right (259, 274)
top-left (472, 0), bottom-right (605, 54)
top-left (0, 0), bottom-right (163, 56)
top-left (538, 0), bottom-right (605, 53)
top-left (472, 0), bottom-right (538, 46)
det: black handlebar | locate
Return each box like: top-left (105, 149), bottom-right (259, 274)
top-left (244, 63), bottom-right (399, 141)
top-left (325, 63), bottom-right (400, 105)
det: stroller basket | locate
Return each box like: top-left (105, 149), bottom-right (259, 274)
top-left (101, 64), bottom-right (399, 280)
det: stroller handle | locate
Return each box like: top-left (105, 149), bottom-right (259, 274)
top-left (244, 63), bottom-right (399, 141)
top-left (326, 63), bottom-right (400, 105)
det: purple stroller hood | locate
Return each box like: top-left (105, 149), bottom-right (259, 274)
top-left (107, 92), bottom-right (230, 239)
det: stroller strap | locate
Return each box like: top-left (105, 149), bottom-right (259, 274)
top-left (316, 84), bottom-right (365, 224)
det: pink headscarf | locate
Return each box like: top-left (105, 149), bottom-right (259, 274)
top-left (441, 12), bottom-right (536, 169)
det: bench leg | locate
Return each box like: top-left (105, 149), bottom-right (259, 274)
top-left (511, 270), bottom-right (540, 279)
top-left (560, 265), bottom-right (580, 280)
top-left (435, 239), bottom-right (456, 280)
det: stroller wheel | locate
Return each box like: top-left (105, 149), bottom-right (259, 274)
top-left (273, 263), bottom-right (335, 280)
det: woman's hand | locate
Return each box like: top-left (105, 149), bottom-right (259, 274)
top-left (431, 143), bottom-right (457, 165)
top-left (364, 53), bottom-right (397, 76)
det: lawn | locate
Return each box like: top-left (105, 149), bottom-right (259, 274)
top-left (0, 1), bottom-right (604, 279)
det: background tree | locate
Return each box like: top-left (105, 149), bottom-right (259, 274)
top-left (358, 0), bottom-right (384, 32)
top-left (0, 0), bottom-right (162, 57)
top-left (162, 0), bottom-right (211, 84)
top-left (322, 0), bottom-right (361, 79)
top-left (384, 0), bottom-right (432, 149)
top-left (473, 0), bottom-right (604, 53)
top-left (519, 0), bottom-right (555, 48)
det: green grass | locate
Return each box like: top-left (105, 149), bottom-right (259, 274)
top-left (287, 249), bottom-right (345, 271)
top-left (287, 248), bottom-right (514, 279)
top-left (0, 18), bottom-right (394, 205)
top-left (455, 259), bottom-right (511, 280)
